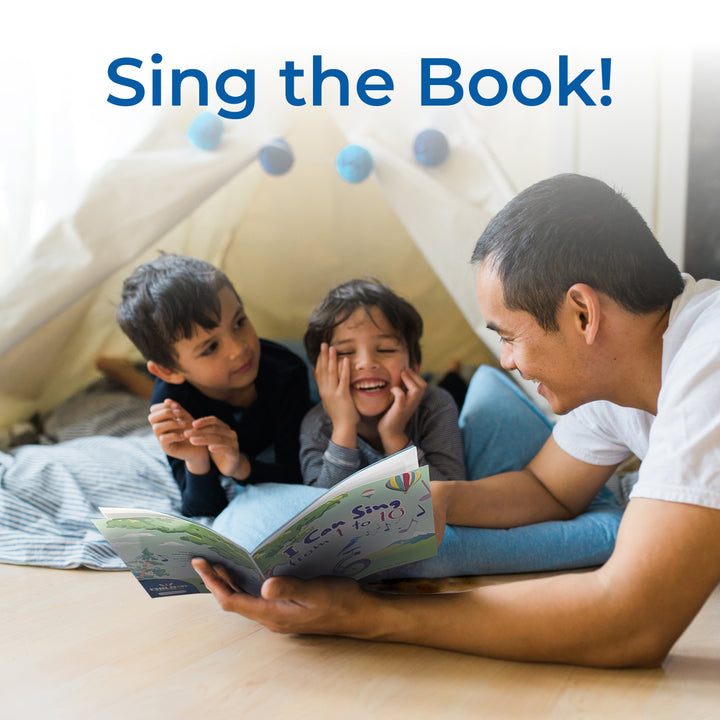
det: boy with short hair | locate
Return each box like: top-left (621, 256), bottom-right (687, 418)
top-left (300, 277), bottom-right (466, 488)
top-left (116, 254), bottom-right (311, 517)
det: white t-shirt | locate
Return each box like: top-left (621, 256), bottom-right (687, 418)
top-left (553, 276), bottom-right (720, 510)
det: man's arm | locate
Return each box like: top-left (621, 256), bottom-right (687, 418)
top-left (192, 497), bottom-right (720, 667)
top-left (432, 435), bottom-right (619, 532)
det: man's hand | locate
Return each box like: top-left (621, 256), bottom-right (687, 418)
top-left (191, 559), bottom-right (377, 638)
top-left (377, 368), bottom-right (427, 455)
top-left (148, 399), bottom-right (210, 474)
top-left (314, 343), bottom-right (360, 449)
top-left (185, 416), bottom-right (251, 481)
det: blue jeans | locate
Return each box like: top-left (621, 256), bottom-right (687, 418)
top-left (213, 366), bottom-right (623, 577)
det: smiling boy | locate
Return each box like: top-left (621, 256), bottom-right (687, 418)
top-left (116, 254), bottom-right (311, 517)
top-left (299, 278), bottom-right (466, 488)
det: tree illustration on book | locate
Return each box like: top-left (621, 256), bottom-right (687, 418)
top-left (127, 547), bottom-right (170, 580)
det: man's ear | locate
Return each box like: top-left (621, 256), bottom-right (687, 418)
top-left (146, 360), bottom-right (186, 385)
top-left (566, 283), bottom-right (601, 344)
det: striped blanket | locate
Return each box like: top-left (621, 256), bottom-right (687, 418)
top-left (0, 433), bottom-right (188, 569)
top-left (0, 381), bottom-right (207, 569)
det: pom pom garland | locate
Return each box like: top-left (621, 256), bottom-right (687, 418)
top-left (186, 112), bottom-right (224, 150)
top-left (258, 139), bottom-right (294, 176)
top-left (335, 144), bottom-right (373, 183)
top-left (186, 119), bottom-right (450, 180)
top-left (413, 129), bottom-right (449, 167)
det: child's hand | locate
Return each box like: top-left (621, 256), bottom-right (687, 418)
top-left (314, 343), bottom-right (360, 448)
top-left (377, 368), bottom-right (427, 455)
top-left (185, 416), bottom-right (251, 481)
top-left (148, 400), bottom-right (210, 474)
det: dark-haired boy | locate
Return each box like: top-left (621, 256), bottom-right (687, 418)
top-left (117, 254), bottom-right (311, 517)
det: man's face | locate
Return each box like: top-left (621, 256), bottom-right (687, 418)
top-left (476, 263), bottom-right (591, 415)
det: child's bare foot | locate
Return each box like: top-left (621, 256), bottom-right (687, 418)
top-left (96, 357), bottom-right (154, 400)
top-left (445, 359), bottom-right (463, 375)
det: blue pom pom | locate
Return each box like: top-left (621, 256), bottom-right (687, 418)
top-left (413, 129), bottom-right (449, 167)
top-left (258, 139), bottom-right (294, 176)
top-left (187, 112), bottom-right (224, 151)
top-left (336, 145), bottom-right (373, 183)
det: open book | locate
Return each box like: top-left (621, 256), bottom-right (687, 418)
top-left (93, 447), bottom-right (436, 598)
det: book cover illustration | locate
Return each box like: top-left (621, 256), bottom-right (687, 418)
top-left (93, 447), bottom-right (436, 598)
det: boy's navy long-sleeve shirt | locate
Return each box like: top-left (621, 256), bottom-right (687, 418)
top-left (151, 339), bottom-right (311, 517)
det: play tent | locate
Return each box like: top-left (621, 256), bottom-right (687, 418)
top-left (0, 47), bottom-right (692, 430)
top-left (0, 98), bottom-right (521, 429)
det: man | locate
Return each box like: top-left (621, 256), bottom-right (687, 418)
top-left (192, 174), bottom-right (720, 668)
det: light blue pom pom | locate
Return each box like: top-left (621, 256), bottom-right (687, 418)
top-left (336, 145), bottom-right (373, 183)
top-left (187, 112), bottom-right (224, 151)
top-left (413, 129), bottom-right (449, 167)
top-left (258, 139), bottom-right (294, 176)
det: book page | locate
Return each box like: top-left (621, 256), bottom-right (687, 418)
top-left (251, 463), bottom-right (436, 581)
top-left (93, 514), bottom-right (265, 597)
top-left (264, 446), bottom-right (419, 539)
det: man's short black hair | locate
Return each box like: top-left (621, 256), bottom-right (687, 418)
top-left (116, 253), bottom-right (240, 369)
top-left (303, 278), bottom-right (423, 367)
top-left (472, 173), bottom-right (685, 331)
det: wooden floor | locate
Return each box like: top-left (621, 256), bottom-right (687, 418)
top-left (2, 564), bottom-right (719, 719)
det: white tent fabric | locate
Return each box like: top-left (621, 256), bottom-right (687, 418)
top-left (0, 103), bottom-right (521, 429)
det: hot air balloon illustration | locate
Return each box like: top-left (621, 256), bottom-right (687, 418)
top-left (385, 470), bottom-right (422, 493)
